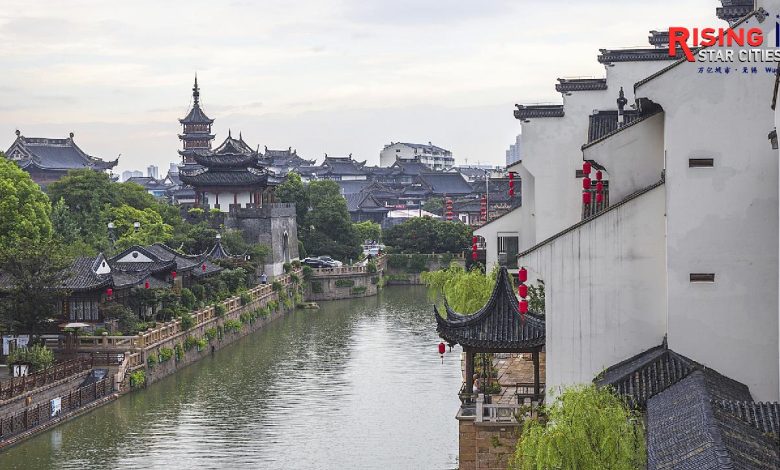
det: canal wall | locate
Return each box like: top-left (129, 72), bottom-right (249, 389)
top-left (306, 269), bottom-right (380, 301)
top-left (384, 254), bottom-right (466, 285)
top-left (458, 419), bottom-right (520, 470)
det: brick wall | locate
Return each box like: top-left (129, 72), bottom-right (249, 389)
top-left (459, 419), bottom-right (520, 470)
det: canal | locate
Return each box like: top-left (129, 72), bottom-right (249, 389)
top-left (1, 286), bottom-right (462, 469)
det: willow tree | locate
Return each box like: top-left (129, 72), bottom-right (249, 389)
top-left (510, 385), bottom-right (646, 470)
top-left (422, 264), bottom-right (503, 315)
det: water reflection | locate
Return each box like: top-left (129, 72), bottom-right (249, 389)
top-left (1, 287), bottom-right (462, 470)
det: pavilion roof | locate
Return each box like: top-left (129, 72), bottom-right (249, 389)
top-left (434, 267), bottom-right (545, 351)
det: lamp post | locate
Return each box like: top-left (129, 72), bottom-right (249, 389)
top-left (133, 221), bottom-right (141, 231)
top-left (107, 222), bottom-right (116, 247)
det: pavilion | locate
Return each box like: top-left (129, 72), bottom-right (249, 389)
top-left (434, 267), bottom-right (545, 403)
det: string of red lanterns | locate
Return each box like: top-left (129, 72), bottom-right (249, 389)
top-left (446, 198), bottom-right (454, 221)
top-left (471, 236), bottom-right (478, 261)
top-left (518, 267), bottom-right (529, 323)
top-left (582, 161), bottom-right (592, 206)
top-left (480, 194), bottom-right (487, 222)
top-left (595, 170), bottom-right (604, 204)
top-left (508, 171), bottom-right (515, 198)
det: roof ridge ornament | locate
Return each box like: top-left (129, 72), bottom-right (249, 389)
top-left (193, 74), bottom-right (200, 106)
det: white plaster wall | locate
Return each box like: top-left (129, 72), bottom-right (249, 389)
top-left (475, 161), bottom-right (535, 272)
top-left (637, 13), bottom-right (779, 401)
top-left (583, 112), bottom-right (665, 201)
top-left (607, 61), bottom-right (676, 103)
top-left (206, 191), bottom-right (252, 212)
top-left (520, 185), bottom-right (667, 397)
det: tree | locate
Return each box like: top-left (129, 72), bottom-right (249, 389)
top-left (0, 155), bottom-right (52, 251)
top-left (179, 222), bottom-right (218, 254)
top-left (0, 245), bottom-right (70, 336)
top-left (422, 264), bottom-right (501, 315)
top-left (276, 172), bottom-right (309, 227)
top-left (46, 169), bottom-right (114, 249)
top-left (303, 180), bottom-right (361, 261)
top-left (353, 221), bottom-right (381, 244)
top-left (101, 302), bottom-right (139, 335)
top-left (509, 385), bottom-right (646, 470)
top-left (109, 205), bottom-right (173, 251)
top-left (384, 217), bottom-right (472, 253)
top-left (422, 197), bottom-right (444, 216)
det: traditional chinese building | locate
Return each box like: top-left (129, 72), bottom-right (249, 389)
top-left (5, 131), bottom-right (118, 186)
top-left (178, 76), bottom-right (215, 165)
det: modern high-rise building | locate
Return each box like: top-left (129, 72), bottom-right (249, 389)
top-left (380, 142), bottom-right (455, 170)
top-left (505, 134), bottom-right (522, 166)
top-left (147, 165), bottom-right (159, 179)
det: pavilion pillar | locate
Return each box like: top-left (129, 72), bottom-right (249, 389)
top-left (533, 349), bottom-right (541, 400)
top-left (465, 349), bottom-right (475, 395)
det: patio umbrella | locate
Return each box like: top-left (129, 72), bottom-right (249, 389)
top-left (59, 322), bottom-right (91, 329)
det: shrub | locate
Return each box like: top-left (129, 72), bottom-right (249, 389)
top-left (147, 352), bottom-right (158, 367)
top-left (180, 288), bottom-right (196, 309)
top-left (283, 262), bottom-right (292, 273)
top-left (407, 254), bottom-right (428, 273)
top-left (8, 345), bottom-right (55, 372)
top-left (188, 207), bottom-right (205, 217)
top-left (258, 307), bottom-right (270, 318)
top-left (272, 280), bottom-right (283, 292)
top-left (94, 327), bottom-right (108, 336)
top-left (240, 292), bottom-right (252, 306)
top-left (190, 284), bottom-right (206, 301)
top-left (205, 327), bottom-right (217, 341)
top-left (102, 303), bottom-right (139, 336)
top-left (129, 370), bottom-right (146, 388)
top-left (196, 337), bottom-right (208, 350)
top-left (224, 319), bottom-right (243, 332)
top-left (290, 273), bottom-right (300, 284)
top-left (387, 254), bottom-right (408, 270)
top-left (310, 281), bottom-right (323, 293)
top-left (367, 261), bottom-right (378, 274)
top-left (184, 335), bottom-right (198, 351)
top-left (157, 307), bottom-right (175, 322)
top-left (174, 343), bottom-right (184, 361)
top-left (159, 347), bottom-right (173, 362)
top-left (180, 312), bottom-right (195, 330)
top-left (283, 297), bottom-right (294, 310)
top-left (268, 300), bottom-right (279, 311)
top-left (214, 303), bottom-right (226, 316)
top-left (239, 312), bottom-right (251, 324)
top-left (335, 279), bottom-right (355, 288)
top-left (302, 265), bottom-right (313, 280)
top-left (351, 286), bottom-right (367, 295)
top-left (291, 260), bottom-right (301, 269)
top-left (509, 385), bottom-right (646, 470)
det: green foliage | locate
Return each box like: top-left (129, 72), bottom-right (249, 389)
top-left (156, 307), bottom-right (174, 322)
top-left (302, 265), bottom-right (313, 280)
top-left (109, 204), bottom-right (173, 251)
top-left (0, 244), bottom-right (71, 335)
top-left (179, 312), bottom-right (195, 330)
top-left (220, 268), bottom-right (248, 293)
top-left (190, 284), bottom-right (206, 301)
top-left (353, 221), bottom-right (381, 243)
top-left (129, 370), bottom-right (146, 388)
top-left (196, 337), bottom-right (208, 350)
top-left (291, 260), bottom-right (301, 269)
top-left (0, 156), bottom-right (52, 251)
top-left (159, 347), bottom-right (173, 362)
top-left (283, 297), bottom-right (294, 310)
top-left (384, 216), bottom-right (472, 254)
top-left (366, 261), bottom-right (378, 274)
top-left (179, 288), bottom-right (196, 310)
top-left (239, 312), bottom-right (251, 324)
top-left (224, 319), bottom-right (243, 332)
top-left (147, 352), bottom-right (158, 367)
top-left (183, 335), bottom-right (198, 351)
top-left (335, 279), bottom-right (355, 288)
top-left (384, 274), bottom-right (409, 282)
top-left (310, 281), bottom-right (323, 294)
top-left (272, 280), bottom-right (283, 292)
top-left (351, 286), bottom-right (367, 295)
top-left (406, 254), bottom-right (428, 273)
top-left (174, 343), bottom-right (184, 361)
top-left (528, 283), bottom-right (545, 316)
top-left (422, 265), bottom-right (502, 315)
top-left (371, 276), bottom-right (380, 285)
top-left (275, 172), bottom-right (309, 228)
top-left (240, 292), bottom-right (252, 306)
top-left (179, 222), bottom-right (218, 254)
top-left (283, 262), bottom-right (292, 273)
top-left (267, 300), bottom-right (279, 311)
top-left (214, 303), bottom-right (226, 316)
top-left (205, 327), bottom-right (218, 342)
top-left (387, 254), bottom-right (408, 269)
top-left (289, 273), bottom-right (300, 284)
top-left (187, 207), bottom-right (205, 217)
top-left (438, 252), bottom-right (454, 266)
top-left (7, 344), bottom-right (55, 372)
top-left (509, 385), bottom-right (646, 470)
top-left (422, 197), bottom-right (444, 216)
top-left (50, 197), bottom-right (81, 248)
top-left (302, 180), bottom-right (361, 261)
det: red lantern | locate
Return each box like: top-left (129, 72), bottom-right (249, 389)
top-left (472, 236), bottom-right (478, 244)
top-left (518, 267), bottom-right (528, 283)
top-left (519, 300), bottom-right (529, 313)
top-left (596, 170), bottom-right (603, 181)
top-left (508, 188), bottom-right (515, 197)
top-left (438, 342), bottom-right (446, 355)
top-left (144, 281), bottom-right (150, 289)
top-left (518, 284), bottom-right (528, 298)
top-left (508, 172), bottom-right (514, 181)
top-left (582, 161), bottom-right (591, 175)
top-left (472, 251), bottom-right (478, 261)
top-left (106, 288), bottom-right (113, 297)
top-left (202, 264), bottom-right (207, 272)
top-left (472, 244), bottom-right (478, 252)
top-left (171, 271), bottom-right (177, 280)
top-left (596, 181), bottom-right (604, 192)
top-left (582, 177), bottom-right (591, 190)
top-left (596, 192), bottom-right (604, 203)
top-left (582, 192), bottom-right (591, 205)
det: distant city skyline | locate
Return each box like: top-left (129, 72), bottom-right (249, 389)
top-left (0, 1), bottom-right (717, 173)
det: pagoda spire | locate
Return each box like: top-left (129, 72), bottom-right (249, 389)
top-left (193, 75), bottom-right (200, 106)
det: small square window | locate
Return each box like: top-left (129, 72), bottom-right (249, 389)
top-left (689, 158), bottom-right (714, 168)
top-left (690, 273), bottom-right (715, 283)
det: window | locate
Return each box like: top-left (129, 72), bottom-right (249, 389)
top-left (497, 235), bottom-right (519, 269)
top-left (690, 273), bottom-right (715, 283)
top-left (689, 158), bottom-right (714, 168)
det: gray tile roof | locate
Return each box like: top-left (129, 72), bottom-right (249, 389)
top-left (555, 78), bottom-right (607, 93)
top-left (7, 135), bottom-right (118, 171)
top-left (417, 172), bottom-right (473, 196)
top-left (514, 104), bottom-right (565, 120)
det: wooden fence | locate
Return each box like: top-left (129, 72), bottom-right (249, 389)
top-left (0, 358), bottom-right (93, 402)
top-left (0, 377), bottom-right (112, 441)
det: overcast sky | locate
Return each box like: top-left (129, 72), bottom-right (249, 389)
top-left (0, 1), bottom-right (719, 174)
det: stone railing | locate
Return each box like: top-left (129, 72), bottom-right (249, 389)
top-left (310, 255), bottom-right (385, 277)
top-left (0, 358), bottom-right (93, 401)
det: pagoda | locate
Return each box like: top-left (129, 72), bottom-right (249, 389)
top-left (178, 76), bottom-right (215, 165)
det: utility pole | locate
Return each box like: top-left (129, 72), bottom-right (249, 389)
top-left (485, 169), bottom-right (490, 222)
